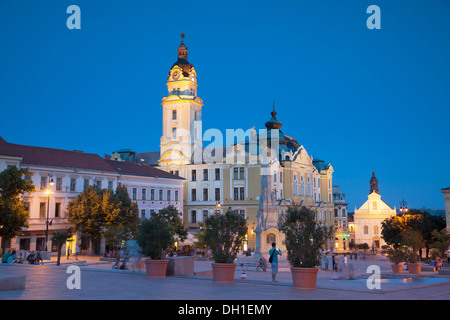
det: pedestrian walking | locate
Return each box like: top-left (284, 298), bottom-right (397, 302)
top-left (75, 245), bottom-right (80, 260)
top-left (268, 243), bottom-right (282, 282)
top-left (66, 247), bottom-right (70, 260)
top-left (343, 255), bottom-right (348, 272)
top-left (332, 254), bottom-right (336, 271)
top-left (324, 253), bottom-right (329, 271)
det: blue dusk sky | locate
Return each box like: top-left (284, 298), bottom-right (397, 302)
top-left (0, 0), bottom-right (449, 211)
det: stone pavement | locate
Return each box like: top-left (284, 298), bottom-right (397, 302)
top-left (0, 254), bottom-right (449, 300)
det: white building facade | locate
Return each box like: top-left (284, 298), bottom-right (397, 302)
top-left (0, 137), bottom-right (183, 256)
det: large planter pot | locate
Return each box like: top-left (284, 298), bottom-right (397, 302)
top-left (391, 264), bottom-right (403, 273)
top-left (145, 259), bottom-right (169, 278)
top-left (290, 267), bottom-right (319, 290)
top-left (408, 263), bottom-right (422, 274)
top-left (211, 263), bottom-right (236, 283)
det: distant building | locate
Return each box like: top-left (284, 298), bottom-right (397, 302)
top-left (333, 185), bottom-right (349, 252)
top-left (353, 172), bottom-right (396, 249)
top-left (441, 187), bottom-right (450, 233)
top-left (0, 137), bottom-right (183, 255)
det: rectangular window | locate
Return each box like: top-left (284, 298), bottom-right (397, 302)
top-left (191, 170), bottom-right (196, 181)
top-left (159, 189), bottom-right (163, 201)
top-left (19, 238), bottom-right (30, 251)
top-left (132, 188), bottom-right (137, 200)
top-left (96, 180), bottom-right (102, 189)
top-left (191, 189), bottom-right (196, 201)
top-left (215, 168), bottom-right (220, 180)
top-left (215, 188), bottom-right (220, 201)
top-left (172, 109), bottom-right (177, 120)
top-left (280, 172), bottom-right (283, 183)
top-left (172, 127), bottom-right (177, 139)
top-left (40, 177), bottom-right (47, 190)
top-left (233, 168), bottom-right (238, 180)
top-left (150, 189), bottom-right (155, 200)
top-left (240, 187), bottom-right (245, 201)
top-left (274, 172), bottom-right (277, 182)
top-left (234, 187), bottom-right (239, 201)
top-left (108, 181), bottom-right (113, 191)
top-left (239, 167), bottom-right (245, 179)
top-left (191, 211), bottom-right (197, 224)
top-left (203, 169), bottom-right (208, 181)
top-left (83, 179), bottom-right (89, 190)
top-left (55, 203), bottom-right (61, 218)
top-left (202, 210), bottom-right (208, 222)
top-left (167, 190), bottom-right (171, 201)
top-left (175, 190), bottom-right (179, 201)
top-left (141, 209), bottom-right (146, 219)
top-left (39, 202), bottom-right (46, 219)
top-left (70, 178), bottom-right (76, 192)
top-left (203, 188), bottom-right (208, 201)
top-left (142, 189), bottom-right (147, 200)
top-left (56, 177), bottom-right (62, 191)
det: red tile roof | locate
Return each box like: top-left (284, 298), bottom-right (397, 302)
top-left (106, 159), bottom-right (184, 180)
top-left (0, 137), bottom-right (183, 180)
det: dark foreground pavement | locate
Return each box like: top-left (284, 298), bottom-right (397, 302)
top-left (0, 262), bottom-right (449, 300)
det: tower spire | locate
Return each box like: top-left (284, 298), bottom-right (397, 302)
top-left (370, 171), bottom-right (379, 194)
top-left (178, 33), bottom-right (188, 60)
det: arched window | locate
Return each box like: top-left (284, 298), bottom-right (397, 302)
top-left (293, 175), bottom-right (298, 196)
top-left (364, 226), bottom-right (369, 234)
top-left (300, 176), bottom-right (305, 196)
top-left (307, 177), bottom-right (312, 197)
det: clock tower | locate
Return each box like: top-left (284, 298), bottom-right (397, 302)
top-left (159, 34), bottom-right (204, 173)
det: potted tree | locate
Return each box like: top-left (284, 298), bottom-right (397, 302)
top-left (52, 229), bottom-right (72, 266)
top-left (402, 230), bottom-right (425, 274)
top-left (197, 208), bottom-right (247, 283)
top-left (387, 247), bottom-right (407, 273)
top-left (279, 205), bottom-right (328, 290)
top-left (136, 213), bottom-right (173, 278)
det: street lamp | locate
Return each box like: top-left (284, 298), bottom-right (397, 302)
top-left (45, 188), bottom-right (54, 252)
top-left (214, 202), bottom-right (221, 215)
top-left (399, 199), bottom-right (408, 216)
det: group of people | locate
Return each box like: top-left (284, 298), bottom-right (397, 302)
top-left (323, 252), bottom-right (348, 272)
top-left (1, 250), bottom-right (44, 265)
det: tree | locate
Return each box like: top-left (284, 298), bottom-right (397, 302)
top-left (68, 184), bottom-right (140, 254)
top-left (0, 167), bottom-right (35, 254)
top-left (158, 205), bottom-right (188, 247)
top-left (430, 229), bottom-right (450, 259)
top-left (279, 206), bottom-right (329, 268)
top-left (52, 229), bottom-right (72, 266)
top-left (136, 214), bottom-right (173, 260)
top-left (197, 209), bottom-right (247, 263)
top-left (381, 209), bottom-right (445, 257)
top-left (402, 230), bottom-right (425, 263)
top-left (68, 186), bottom-right (106, 249)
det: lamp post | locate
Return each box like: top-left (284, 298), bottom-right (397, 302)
top-left (44, 178), bottom-right (54, 252)
top-left (214, 202), bottom-right (221, 215)
top-left (399, 199), bottom-right (408, 229)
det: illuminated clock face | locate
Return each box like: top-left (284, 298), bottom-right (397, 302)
top-left (172, 70), bottom-right (180, 80)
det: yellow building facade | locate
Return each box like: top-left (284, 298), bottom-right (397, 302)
top-left (157, 36), bottom-right (336, 252)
